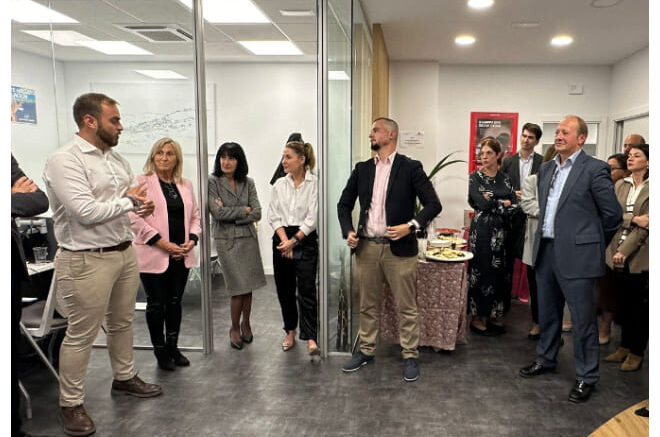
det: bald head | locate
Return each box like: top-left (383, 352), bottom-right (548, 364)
top-left (623, 134), bottom-right (646, 155)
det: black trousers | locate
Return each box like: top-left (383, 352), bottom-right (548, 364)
top-left (527, 264), bottom-right (539, 324)
top-left (140, 258), bottom-right (190, 347)
top-left (12, 263), bottom-right (22, 436)
top-left (612, 266), bottom-right (649, 356)
top-left (272, 228), bottom-right (318, 342)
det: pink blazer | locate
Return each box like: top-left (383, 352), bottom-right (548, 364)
top-left (129, 173), bottom-right (202, 273)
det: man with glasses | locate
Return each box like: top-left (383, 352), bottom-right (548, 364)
top-left (622, 133), bottom-right (646, 156)
top-left (518, 115), bottom-right (622, 403)
top-left (44, 93), bottom-right (161, 436)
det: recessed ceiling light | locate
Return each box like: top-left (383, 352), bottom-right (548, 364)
top-left (238, 41), bottom-right (302, 55)
top-left (468, 0), bottom-right (494, 10)
top-left (279, 9), bottom-right (315, 17)
top-left (21, 30), bottom-right (94, 46)
top-left (590, 0), bottom-right (621, 7)
top-left (77, 41), bottom-right (153, 55)
top-left (329, 71), bottom-right (350, 81)
top-left (10, 0), bottom-right (78, 23)
top-left (177, 0), bottom-right (270, 23)
top-left (551, 35), bottom-right (573, 47)
top-left (511, 21), bottom-right (540, 28)
top-left (455, 35), bottom-right (476, 46)
top-left (134, 70), bottom-right (187, 79)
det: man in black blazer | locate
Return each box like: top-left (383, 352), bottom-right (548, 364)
top-left (500, 123), bottom-right (543, 279)
top-left (337, 117), bottom-right (441, 382)
top-left (12, 154), bottom-right (49, 437)
top-left (518, 116), bottom-right (622, 403)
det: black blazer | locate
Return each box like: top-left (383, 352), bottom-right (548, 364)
top-left (500, 152), bottom-right (543, 190)
top-left (337, 153), bottom-right (442, 257)
top-left (11, 154), bottom-right (49, 279)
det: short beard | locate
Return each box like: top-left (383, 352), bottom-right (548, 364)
top-left (370, 143), bottom-right (380, 151)
top-left (97, 122), bottom-right (118, 147)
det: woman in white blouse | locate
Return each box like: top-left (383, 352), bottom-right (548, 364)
top-left (267, 139), bottom-right (319, 356)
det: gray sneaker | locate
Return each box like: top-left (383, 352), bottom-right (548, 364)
top-left (342, 351), bottom-right (374, 372)
top-left (403, 358), bottom-right (419, 382)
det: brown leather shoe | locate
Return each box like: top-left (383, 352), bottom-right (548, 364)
top-left (60, 405), bottom-right (96, 436)
top-left (111, 375), bottom-right (162, 398)
top-left (605, 347), bottom-right (630, 363)
top-left (620, 353), bottom-right (643, 372)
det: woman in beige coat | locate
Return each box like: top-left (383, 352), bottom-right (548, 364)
top-left (604, 144), bottom-right (649, 372)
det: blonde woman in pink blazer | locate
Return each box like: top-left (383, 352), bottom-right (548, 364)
top-left (130, 138), bottom-right (201, 371)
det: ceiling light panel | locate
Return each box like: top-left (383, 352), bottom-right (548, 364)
top-left (134, 70), bottom-right (187, 79)
top-left (177, 0), bottom-right (270, 23)
top-left (455, 35), bottom-right (476, 46)
top-left (467, 0), bottom-right (494, 10)
top-left (77, 41), bottom-right (153, 55)
top-left (279, 10), bottom-right (315, 17)
top-left (21, 30), bottom-right (94, 46)
top-left (238, 41), bottom-right (303, 55)
top-left (551, 35), bottom-right (573, 46)
top-left (10, 0), bottom-right (78, 23)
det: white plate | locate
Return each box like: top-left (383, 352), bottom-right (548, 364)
top-left (425, 251), bottom-right (473, 262)
top-left (429, 238), bottom-right (467, 247)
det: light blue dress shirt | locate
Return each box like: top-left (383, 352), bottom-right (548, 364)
top-left (542, 149), bottom-right (583, 238)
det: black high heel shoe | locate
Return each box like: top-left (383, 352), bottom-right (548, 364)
top-left (230, 329), bottom-right (243, 350)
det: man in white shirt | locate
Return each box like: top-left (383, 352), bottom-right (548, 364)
top-left (44, 93), bottom-right (160, 437)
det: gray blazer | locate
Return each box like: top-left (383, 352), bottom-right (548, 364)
top-left (520, 174), bottom-right (539, 267)
top-left (208, 175), bottom-right (261, 240)
top-left (532, 151), bottom-right (622, 279)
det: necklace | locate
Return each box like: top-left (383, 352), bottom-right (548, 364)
top-left (161, 179), bottom-right (179, 200)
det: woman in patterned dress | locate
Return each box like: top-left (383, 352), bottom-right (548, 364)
top-left (467, 137), bottom-right (518, 335)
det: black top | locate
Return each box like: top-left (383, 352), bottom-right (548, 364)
top-left (158, 179), bottom-right (185, 245)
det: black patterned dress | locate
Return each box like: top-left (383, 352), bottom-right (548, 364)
top-left (467, 169), bottom-right (518, 318)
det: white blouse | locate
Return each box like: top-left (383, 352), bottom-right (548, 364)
top-left (267, 171), bottom-right (318, 237)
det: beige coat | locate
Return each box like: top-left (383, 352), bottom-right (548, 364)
top-left (605, 178), bottom-right (649, 273)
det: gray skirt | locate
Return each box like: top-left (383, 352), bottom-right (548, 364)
top-left (215, 236), bottom-right (267, 296)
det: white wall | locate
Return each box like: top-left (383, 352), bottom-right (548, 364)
top-left (390, 62), bottom-right (613, 230)
top-left (11, 49), bottom-right (67, 186)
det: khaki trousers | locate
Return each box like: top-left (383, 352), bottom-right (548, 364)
top-left (55, 247), bottom-right (139, 407)
top-left (355, 240), bottom-right (419, 359)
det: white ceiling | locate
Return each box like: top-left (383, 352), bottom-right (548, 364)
top-left (10, 0), bottom-right (649, 65)
top-left (359, 0), bottom-right (649, 65)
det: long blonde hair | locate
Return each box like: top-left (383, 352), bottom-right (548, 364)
top-left (143, 137), bottom-right (184, 182)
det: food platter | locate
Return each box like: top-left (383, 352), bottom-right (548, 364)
top-left (436, 227), bottom-right (461, 235)
top-left (425, 248), bottom-right (473, 262)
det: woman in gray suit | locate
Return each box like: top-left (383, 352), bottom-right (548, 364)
top-left (209, 142), bottom-right (267, 350)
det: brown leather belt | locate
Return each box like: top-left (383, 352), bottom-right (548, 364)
top-left (63, 241), bottom-right (132, 253)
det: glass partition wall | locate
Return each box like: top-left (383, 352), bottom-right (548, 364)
top-left (11, 0), bottom-right (368, 355)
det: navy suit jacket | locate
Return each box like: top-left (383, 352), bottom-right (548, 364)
top-left (337, 153), bottom-right (442, 257)
top-left (532, 150), bottom-right (622, 279)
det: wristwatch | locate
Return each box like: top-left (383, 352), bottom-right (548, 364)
top-left (407, 221), bottom-right (417, 232)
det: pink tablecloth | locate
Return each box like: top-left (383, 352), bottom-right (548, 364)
top-left (380, 260), bottom-right (468, 351)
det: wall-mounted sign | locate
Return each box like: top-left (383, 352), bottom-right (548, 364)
top-left (469, 112), bottom-right (518, 173)
top-left (11, 85), bottom-right (37, 125)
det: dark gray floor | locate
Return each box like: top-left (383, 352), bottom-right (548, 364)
top-left (20, 275), bottom-right (648, 437)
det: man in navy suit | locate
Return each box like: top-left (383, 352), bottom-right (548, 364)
top-left (337, 117), bottom-right (441, 382)
top-left (519, 115), bottom-right (622, 403)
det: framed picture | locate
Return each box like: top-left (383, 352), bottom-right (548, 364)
top-left (468, 112), bottom-right (519, 173)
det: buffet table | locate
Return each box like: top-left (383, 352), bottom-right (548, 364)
top-left (380, 259), bottom-right (468, 351)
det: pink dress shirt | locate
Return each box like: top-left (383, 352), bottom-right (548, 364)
top-left (366, 151), bottom-right (396, 237)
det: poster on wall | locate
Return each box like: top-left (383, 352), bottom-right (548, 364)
top-left (468, 112), bottom-right (518, 173)
top-left (11, 85), bottom-right (37, 124)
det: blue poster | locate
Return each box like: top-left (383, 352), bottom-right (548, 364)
top-left (11, 85), bottom-right (37, 124)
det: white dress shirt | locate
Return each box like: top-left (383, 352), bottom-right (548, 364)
top-left (518, 152), bottom-right (534, 187)
top-left (542, 149), bottom-right (583, 238)
top-left (43, 134), bottom-right (137, 250)
top-left (267, 171), bottom-right (318, 236)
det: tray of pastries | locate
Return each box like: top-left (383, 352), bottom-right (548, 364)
top-left (425, 247), bottom-right (473, 262)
